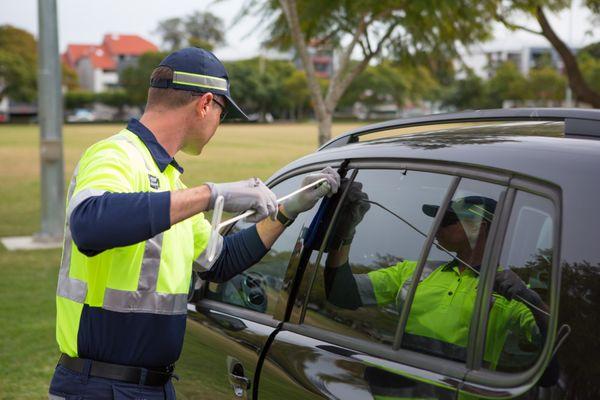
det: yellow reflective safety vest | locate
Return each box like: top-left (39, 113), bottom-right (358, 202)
top-left (56, 129), bottom-right (212, 363)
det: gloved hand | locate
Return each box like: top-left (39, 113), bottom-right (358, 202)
top-left (494, 269), bottom-right (543, 306)
top-left (328, 181), bottom-right (370, 248)
top-left (205, 178), bottom-right (278, 223)
top-left (280, 166), bottom-right (341, 219)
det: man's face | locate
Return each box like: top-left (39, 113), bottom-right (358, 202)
top-left (181, 93), bottom-right (224, 155)
top-left (435, 215), bottom-right (484, 253)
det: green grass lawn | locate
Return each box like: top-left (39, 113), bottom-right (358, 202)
top-left (0, 121), bottom-right (362, 399)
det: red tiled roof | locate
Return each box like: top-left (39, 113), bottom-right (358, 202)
top-left (63, 44), bottom-right (100, 68)
top-left (86, 48), bottom-right (117, 70)
top-left (102, 34), bottom-right (158, 56)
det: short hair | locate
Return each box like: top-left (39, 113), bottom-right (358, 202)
top-left (146, 67), bottom-right (198, 110)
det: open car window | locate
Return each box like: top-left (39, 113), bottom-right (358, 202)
top-left (205, 173), bottom-right (322, 316)
top-left (303, 169), bottom-right (454, 345)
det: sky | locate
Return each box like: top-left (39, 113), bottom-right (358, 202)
top-left (0, 0), bottom-right (599, 61)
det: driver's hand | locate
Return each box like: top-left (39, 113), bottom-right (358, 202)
top-left (494, 269), bottom-right (544, 308)
top-left (328, 181), bottom-right (370, 249)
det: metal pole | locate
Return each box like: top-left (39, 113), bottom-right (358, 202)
top-left (36, 0), bottom-right (65, 242)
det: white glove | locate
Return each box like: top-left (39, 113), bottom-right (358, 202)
top-left (281, 166), bottom-right (341, 219)
top-left (206, 178), bottom-right (278, 223)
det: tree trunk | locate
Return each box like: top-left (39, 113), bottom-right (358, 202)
top-left (317, 113), bottom-right (333, 146)
top-left (536, 7), bottom-right (600, 108)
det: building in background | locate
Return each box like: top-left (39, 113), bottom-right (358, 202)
top-left (62, 34), bottom-right (157, 92)
top-left (292, 39), bottom-right (336, 79)
top-left (460, 44), bottom-right (569, 79)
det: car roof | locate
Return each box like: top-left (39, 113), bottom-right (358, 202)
top-left (271, 118), bottom-right (600, 189)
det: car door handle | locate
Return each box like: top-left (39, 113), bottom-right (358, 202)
top-left (229, 371), bottom-right (251, 389)
top-left (227, 357), bottom-right (251, 397)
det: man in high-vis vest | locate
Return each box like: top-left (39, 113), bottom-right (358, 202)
top-left (49, 47), bottom-right (340, 399)
top-left (324, 182), bottom-right (556, 383)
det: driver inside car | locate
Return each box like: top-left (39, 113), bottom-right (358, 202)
top-left (324, 181), bottom-right (556, 376)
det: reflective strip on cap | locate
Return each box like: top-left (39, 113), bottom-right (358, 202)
top-left (172, 71), bottom-right (227, 91)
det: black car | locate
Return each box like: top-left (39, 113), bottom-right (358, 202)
top-left (176, 109), bottom-right (600, 399)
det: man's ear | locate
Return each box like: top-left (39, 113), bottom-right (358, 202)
top-left (195, 92), bottom-right (213, 119)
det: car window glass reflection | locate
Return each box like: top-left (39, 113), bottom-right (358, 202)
top-left (206, 173), bottom-right (320, 316)
top-left (400, 178), bottom-right (505, 362)
top-left (484, 191), bottom-right (555, 375)
top-left (305, 169), bottom-right (453, 345)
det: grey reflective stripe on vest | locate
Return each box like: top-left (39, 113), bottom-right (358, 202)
top-left (57, 163), bottom-right (88, 303)
top-left (395, 260), bottom-right (447, 311)
top-left (193, 233), bottom-right (223, 273)
top-left (355, 274), bottom-right (378, 306)
top-left (103, 231), bottom-right (187, 315)
top-left (66, 188), bottom-right (107, 218)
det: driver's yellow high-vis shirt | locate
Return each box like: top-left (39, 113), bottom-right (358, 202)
top-left (329, 259), bottom-right (540, 369)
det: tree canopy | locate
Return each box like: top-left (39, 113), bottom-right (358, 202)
top-left (0, 25), bottom-right (38, 102)
top-left (120, 51), bottom-right (169, 106)
top-left (155, 11), bottom-right (225, 51)
top-left (241, 0), bottom-right (498, 143)
top-left (495, 0), bottom-right (600, 107)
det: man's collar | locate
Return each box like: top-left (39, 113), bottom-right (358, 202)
top-left (442, 258), bottom-right (480, 275)
top-left (126, 119), bottom-right (184, 174)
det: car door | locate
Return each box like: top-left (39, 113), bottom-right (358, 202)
top-left (258, 163), bottom-right (568, 399)
top-left (175, 170), bottom-right (329, 400)
top-left (257, 166), bottom-right (476, 399)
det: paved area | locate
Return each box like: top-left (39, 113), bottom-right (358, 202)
top-left (1, 235), bottom-right (62, 251)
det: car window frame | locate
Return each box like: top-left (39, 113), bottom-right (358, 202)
top-left (190, 161), bottom-right (345, 326)
top-left (462, 177), bottom-right (562, 392)
top-left (286, 158), bottom-right (561, 393)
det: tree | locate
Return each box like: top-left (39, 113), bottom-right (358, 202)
top-left (527, 66), bottom-right (566, 102)
top-left (64, 90), bottom-right (96, 110)
top-left (281, 69), bottom-right (311, 119)
top-left (242, 0), bottom-right (497, 145)
top-left (578, 51), bottom-right (600, 94)
top-left (340, 61), bottom-right (440, 117)
top-left (120, 51), bottom-right (169, 106)
top-left (155, 18), bottom-right (185, 51)
top-left (184, 11), bottom-right (226, 51)
top-left (442, 72), bottom-right (488, 111)
top-left (0, 25), bottom-right (37, 102)
top-left (225, 57), bottom-right (300, 120)
top-left (0, 25), bottom-right (80, 102)
top-left (495, 0), bottom-right (600, 107)
top-left (155, 12), bottom-right (226, 51)
top-left (486, 61), bottom-right (529, 106)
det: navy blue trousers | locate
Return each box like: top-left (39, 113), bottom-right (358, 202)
top-left (48, 364), bottom-right (176, 400)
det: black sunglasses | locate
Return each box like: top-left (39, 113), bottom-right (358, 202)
top-left (211, 97), bottom-right (228, 121)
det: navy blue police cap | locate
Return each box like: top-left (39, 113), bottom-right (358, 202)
top-left (150, 47), bottom-right (248, 120)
